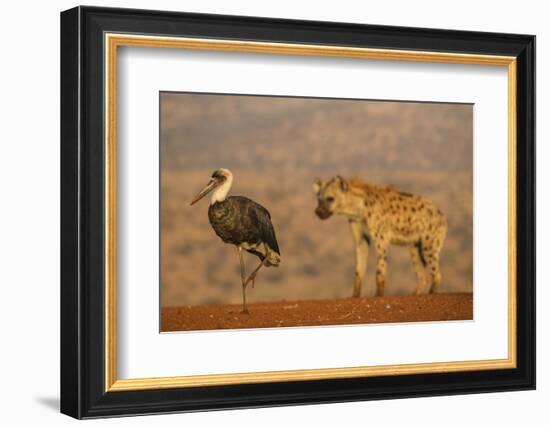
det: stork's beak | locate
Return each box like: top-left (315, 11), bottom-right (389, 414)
top-left (190, 179), bottom-right (218, 206)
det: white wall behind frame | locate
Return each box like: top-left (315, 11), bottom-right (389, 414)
top-left (1, 1), bottom-right (545, 425)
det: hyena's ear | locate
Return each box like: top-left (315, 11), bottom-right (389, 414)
top-left (336, 175), bottom-right (349, 192)
top-left (313, 178), bottom-right (323, 194)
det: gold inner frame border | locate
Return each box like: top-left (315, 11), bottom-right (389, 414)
top-left (104, 33), bottom-right (517, 392)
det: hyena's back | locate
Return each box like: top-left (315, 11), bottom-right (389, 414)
top-left (350, 178), bottom-right (447, 248)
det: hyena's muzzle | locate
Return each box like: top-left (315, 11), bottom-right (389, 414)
top-left (315, 200), bottom-right (333, 220)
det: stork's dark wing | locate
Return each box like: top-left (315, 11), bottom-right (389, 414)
top-left (249, 201), bottom-right (280, 255)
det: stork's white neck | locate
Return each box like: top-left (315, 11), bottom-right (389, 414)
top-left (210, 174), bottom-right (233, 204)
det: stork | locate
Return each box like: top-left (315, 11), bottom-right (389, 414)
top-left (190, 168), bottom-right (281, 314)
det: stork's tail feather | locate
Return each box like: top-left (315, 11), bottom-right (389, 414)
top-left (241, 241), bottom-right (281, 267)
top-left (265, 251), bottom-right (281, 267)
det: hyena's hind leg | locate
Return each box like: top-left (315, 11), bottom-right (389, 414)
top-left (422, 227), bottom-right (446, 294)
top-left (374, 239), bottom-right (389, 296)
top-left (410, 243), bottom-right (428, 295)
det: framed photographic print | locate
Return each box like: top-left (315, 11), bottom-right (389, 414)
top-left (60, 6), bottom-right (535, 419)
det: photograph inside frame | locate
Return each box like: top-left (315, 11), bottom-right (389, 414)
top-left (159, 92), bottom-right (473, 332)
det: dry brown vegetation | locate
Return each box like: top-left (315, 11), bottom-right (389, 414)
top-left (160, 93), bottom-right (473, 308)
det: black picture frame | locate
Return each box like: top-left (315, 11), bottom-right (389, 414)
top-left (60, 5), bottom-right (535, 419)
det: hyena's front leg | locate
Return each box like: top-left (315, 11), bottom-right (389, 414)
top-left (374, 239), bottom-right (389, 296)
top-left (349, 220), bottom-right (369, 297)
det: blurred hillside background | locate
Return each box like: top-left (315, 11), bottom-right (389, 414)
top-left (160, 92), bottom-right (473, 307)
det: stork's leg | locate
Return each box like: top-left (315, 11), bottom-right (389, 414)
top-left (245, 258), bottom-right (267, 288)
top-left (238, 247), bottom-right (249, 314)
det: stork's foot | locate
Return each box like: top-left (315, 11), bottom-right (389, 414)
top-left (245, 272), bottom-right (256, 287)
top-left (245, 259), bottom-right (266, 287)
top-left (246, 276), bottom-right (256, 288)
top-left (241, 307), bottom-right (249, 315)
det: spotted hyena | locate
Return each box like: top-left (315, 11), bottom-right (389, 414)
top-left (313, 176), bottom-right (447, 297)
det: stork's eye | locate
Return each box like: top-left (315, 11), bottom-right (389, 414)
top-left (326, 196), bottom-right (335, 203)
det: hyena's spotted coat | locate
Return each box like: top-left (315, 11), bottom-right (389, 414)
top-left (314, 176), bottom-right (447, 297)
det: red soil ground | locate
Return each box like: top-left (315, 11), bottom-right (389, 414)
top-left (161, 293), bottom-right (472, 332)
